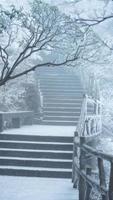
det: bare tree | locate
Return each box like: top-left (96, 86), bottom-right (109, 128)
top-left (0, 0), bottom-right (88, 87)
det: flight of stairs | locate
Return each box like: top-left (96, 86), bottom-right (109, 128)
top-left (0, 133), bottom-right (73, 178)
top-left (35, 67), bottom-right (84, 126)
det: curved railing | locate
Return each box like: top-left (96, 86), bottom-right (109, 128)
top-left (72, 70), bottom-right (106, 200)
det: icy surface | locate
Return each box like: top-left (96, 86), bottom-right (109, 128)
top-left (3, 125), bottom-right (76, 136)
top-left (0, 176), bottom-right (78, 200)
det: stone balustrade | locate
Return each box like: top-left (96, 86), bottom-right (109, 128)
top-left (0, 111), bottom-right (34, 132)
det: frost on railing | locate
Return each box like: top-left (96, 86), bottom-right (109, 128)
top-left (72, 67), bottom-right (108, 200)
top-left (75, 67), bottom-right (100, 100)
top-left (72, 93), bottom-right (112, 200)
top-left (37, 80), bottom-right (43, 119)
top-left (72, 136), bottom-right (113, 200)
top-left (77, 94), bottom-right (102, 137)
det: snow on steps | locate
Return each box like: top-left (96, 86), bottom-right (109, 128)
top-left (0, 166), bottom-right (72, 178)
top-left (41, 120), bottom-right (77, 126)
top-left (35, 66), bottom-right (84, 126)
top-left (43, 111), bottom-right (80, 116)
top-left (0, 133), bottom-right (73, 178)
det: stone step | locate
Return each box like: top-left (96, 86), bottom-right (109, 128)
top-left (37, 79), bottom-right (82, 87)
top-left (42, 106), bottom-right (94, 112)
top-left (0, 157), bottom-right (72, 169)
top-left (40, 85), bottom-right (83, 90)
top-left (43, 103), bottom-right (82, 108)
top-left (43, 111), bottom-right (80, 117)
top-left (41, 120), bottom-right (77, 126)
top-left (43, 94), bottom-right (84, 98)
top-left (42, 95), bottom-right (83, 100)
top-left (0, 149), bottom-right (72, 160)
top-left (43, 107), bottom-right (81, 112)
top-left (41, 90), bottom-right (84, 94)
top-left (43, 98), bottom-right (83, 104)
top-left (43, 116), bottom-right (79, 122)
top-left (42, 95), bottom-right (84, 99)
top-left (0, 166), bottom-right (72, 178)
top-left (0, 134), bottom-right (73, 143)
top-left (0, 141), bottom-right (73, 151)
top-left (39, 83), bottom-right (82, 87)
top-left (38, 78), bottom-right (80, 82)
top-left (44, 96), bottom-right (83, 100)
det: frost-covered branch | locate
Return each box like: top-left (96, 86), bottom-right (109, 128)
top-left (0, 0), bottom-right (87, 86)
top-left (0, 0), bottom-right (106, 87)
top-left (76, 15), bottom-right (113, 26)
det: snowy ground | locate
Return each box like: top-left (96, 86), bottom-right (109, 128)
top-left (2, 125), bottom-right (76, 137)
top-left (0, 176), bottom-right (78, 200)
top-left (0, 125), bottom-right (77, 200)
top-left (1, 124), bottom-right (113, 200)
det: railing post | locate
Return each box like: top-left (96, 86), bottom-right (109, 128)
top-left (89, 74), bottom-right (94, 97)
top-left (37, 80), bottom-right (43, 121)
top-left (72, 131), bottom-right (78, 188)
top-left (84, 168), bottom-right (92, 200)
top-left (109, 162), bottom-right (113, 200)
top-left (98, 158), bottom-right (108, 200)
top-left (85, 118), bottom-right (89, 135)
top-left (79, 137), bottom-right (86, 200)
top-left (94, 99), bottom-right (97, 115)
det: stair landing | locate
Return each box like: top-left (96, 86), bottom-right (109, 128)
top-left (0, 176), bottom-right (78, 200)
top-left (3, 125), bottom-right (76, 136)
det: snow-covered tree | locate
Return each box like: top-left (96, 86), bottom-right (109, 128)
top-left (0, 0), bottom-right (88, 87)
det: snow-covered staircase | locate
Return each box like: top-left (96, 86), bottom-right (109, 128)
top-left (35, 67), bottom-right (84, 126)
top-left (0, 133), bottom-right (73, 178)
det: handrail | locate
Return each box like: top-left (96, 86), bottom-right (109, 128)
top-left (72, 70), bottom-right (107, 199)
top-left (37, 80), bottom-right (43, 119)
top-left (72, 87), bottom-right (113, 200)
top-left (74, 162), bottom-right (108, 194)
top-left (76, 94), bottom-right (87, 136)
top-left (72, 136), bottom-right (113, 200)
top-left (76, 67), bottom-right (100, 100)
top-left (75, 142), bottom-right (113, 162)
top-left (76, 94), bottom-right (102, 137)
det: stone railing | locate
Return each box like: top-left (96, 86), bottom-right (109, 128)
top-left (0, 111), bottom-right (34, 132)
